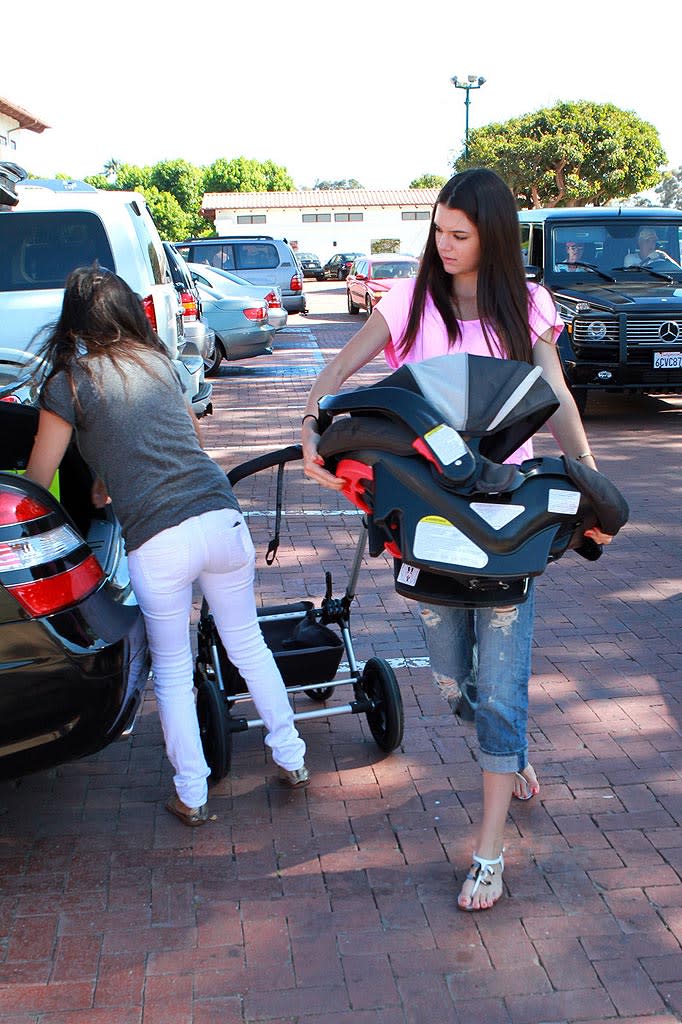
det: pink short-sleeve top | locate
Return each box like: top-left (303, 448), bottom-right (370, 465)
top-left (377, 279), bottom-right (564, 463)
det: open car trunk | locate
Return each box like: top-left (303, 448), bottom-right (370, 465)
top-left (0, 401), bottom-right (120, 571)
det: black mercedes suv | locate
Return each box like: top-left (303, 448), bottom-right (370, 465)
top-left (519, 207), bottom-right (682, 413)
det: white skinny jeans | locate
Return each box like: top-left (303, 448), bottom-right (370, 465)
top-left (128, 508), bottom-right (306, 807)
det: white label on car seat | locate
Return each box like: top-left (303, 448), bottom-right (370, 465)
top-left (413, 516), bottom-right (489, 568)
top-left (547, 489), bottom-right (581, 515)
top-left (423, 425), bottom-right (469, 465)
top-left (397, 563), bottom-right (420, 587)
top-left (470, 502), bottom-right (525, 529)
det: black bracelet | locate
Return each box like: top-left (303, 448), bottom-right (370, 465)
top-left (302, 414), bottom-right (319, 428)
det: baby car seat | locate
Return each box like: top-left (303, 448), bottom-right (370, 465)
top-left (317, 354), bottom-right (629, 607)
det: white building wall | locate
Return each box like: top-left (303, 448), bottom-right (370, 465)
top-left (213, 207), bottom-right (432, 263)
top-left (0, 113), bottom-right (21, 165)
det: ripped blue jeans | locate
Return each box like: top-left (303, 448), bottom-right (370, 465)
top-left (421, 583), bottom-right (535, 774)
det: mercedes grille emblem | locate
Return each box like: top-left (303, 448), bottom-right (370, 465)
top-left (659, 321), bottom-right (681, 342)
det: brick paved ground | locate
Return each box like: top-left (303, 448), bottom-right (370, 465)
top-left (1, 283), bottom-right (681, 1023)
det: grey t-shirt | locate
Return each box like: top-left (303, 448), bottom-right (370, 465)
top-left (41, 349), bottom-right (239, 552)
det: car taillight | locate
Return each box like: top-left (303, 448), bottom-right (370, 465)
top-left (264, 290), bottom-right (280, 309)
top-left (243, 304), bottom-right (267, 322)
top-left (290, 274), bottom-right (303, 292)
top-left (0, 484), bottom-right (103, 617)
top-left (142, 294), bottom-right (157, 331)
top-left (180, 290), bottom-right (198, 320)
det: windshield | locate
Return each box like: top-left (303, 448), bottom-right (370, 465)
top-left (550, 221), bottom-right (682, 280)
top-left (371, 261), bottom-right (418, 280)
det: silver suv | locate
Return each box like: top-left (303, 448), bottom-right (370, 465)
top-left (175, 235), bottom-right (306, 314)
top-left (0, 171), bottom-right (212, 416)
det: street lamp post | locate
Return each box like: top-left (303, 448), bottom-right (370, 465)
top-left (451, 74), bottom-right (486, 160)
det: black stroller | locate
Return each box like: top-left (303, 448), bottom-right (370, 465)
top-left (193, 446), bottom-right (404, 781)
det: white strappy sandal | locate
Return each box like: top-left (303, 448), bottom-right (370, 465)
top-left (458, 850), bottom-right (505, 912)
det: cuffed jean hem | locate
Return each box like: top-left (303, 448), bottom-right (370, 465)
top-left (478, 748), bottom-right (527, 774)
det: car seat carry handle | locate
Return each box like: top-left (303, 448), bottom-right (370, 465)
top-left (319, 389), bottom-right (477, 485)
top-left (227, 444), bottom-right (302, 486)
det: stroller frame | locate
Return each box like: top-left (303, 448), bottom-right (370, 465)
top-left (193, 445), bottom-right (404, 781)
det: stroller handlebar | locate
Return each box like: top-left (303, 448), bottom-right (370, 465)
top-left (227, 445), bottom-right (303, 486)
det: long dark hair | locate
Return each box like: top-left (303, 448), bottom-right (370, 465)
top-left (397, 168), bottom-right (533, 362)
top-left (40, 264), bottom-right (169, 394)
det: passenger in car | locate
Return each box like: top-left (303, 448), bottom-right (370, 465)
top-left (26, 266), bottom-right (310, 827)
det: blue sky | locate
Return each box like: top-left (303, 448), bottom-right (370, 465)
top-left (4, 2), bottom-right (680, 191)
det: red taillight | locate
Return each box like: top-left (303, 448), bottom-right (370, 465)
top-left (243, 305), bottom-right (267, 322)
top-left (264, 291), bottom-right (280, 309)
top-left (7, 555), bottom-right (104, 616)
top-left (180, 290), bottom-right (198, 320)
top-left (290, 274), bottom-right (302, 292)
top-left (0, 395), bottom-right (20, 404)
top-left (0, 492), bottom-right (50, 525)
top-left (142, 294), bottom-right (157, 331)
top-left (0, 485), bottom-right (103, 616)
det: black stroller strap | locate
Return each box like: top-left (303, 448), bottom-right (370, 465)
top-left (266, 461), bottom-right (286, 565)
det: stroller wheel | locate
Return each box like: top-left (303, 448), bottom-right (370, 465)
top-left (361, 657), bottom-right (404, 752)
top-left (307, 686), bottom-right (335, 702)
top-left (195, 670), bottom-right (232, 782)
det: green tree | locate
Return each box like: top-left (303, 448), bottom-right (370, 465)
top-left (653, 167), bottom-right (682, 209)
top-left (261, 159), bottom-right (295, 191)
top-left (114, 163), bottom-right (152, 192)
top-left (203, 156), bottom-right (292, 193)
top-left (137, 185), bottom-right (192, 241)
top-left (410, 174), bottom-right (447, 189)
top-left (150, 159), bottom-right (203, 212)
top-left (314, 178), bottom-right (362, 189)
top-left (459, 101), bottom-right (666, 207)
top-left (103, 157), bottom-right (122, 181)
top-left (83, 173), bottom-right (111, 190)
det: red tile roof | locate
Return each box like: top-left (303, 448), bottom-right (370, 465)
top-left (0, 97), bottom-right (50, 133)
top-left (202, 188), bottom-right (439, 211)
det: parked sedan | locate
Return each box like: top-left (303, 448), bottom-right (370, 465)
top-left (296, 252), bottom-right (324, 280)
top-left (323, 252), bottom-right (365, 281)
top-left (346, 254), bottom-right (419, 316)
top-left (187, 264), bottom-right (288, 331)
top-left (0, 397), bottom-right (149, 782)
top-left (194, 280), bottom-right (276, 375)
top-left (163, 242), bottom-right (217, 391)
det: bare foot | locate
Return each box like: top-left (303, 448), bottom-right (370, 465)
top-left (512, 763), bottom-right (539, 801)
top-left (457, 853), bottom-right (504, 911)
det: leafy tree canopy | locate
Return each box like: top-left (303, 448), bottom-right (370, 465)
top-left (313, 179), bottom-right (362, 190)
top-left (652, 166), bottom-right (682, 209)
top-left (458, 101), bottom-right (666, 208)
top-left (203, 156), bottom-right (294, 193)
top-left (135, 185), bottom-right (192, 241)
top-left (410, 174), bottom-right (447, 189)
top-left (150, 159), bottom-right (203, 212)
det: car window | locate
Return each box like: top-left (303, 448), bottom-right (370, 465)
top-left (371, 261), bottom-right (417, 279)
top-left (234, 243), bottom-right (278, 271)
top-left (129, 202), bottom-right (166, 285)
top-left (0, 211), bottom-right (114, 291)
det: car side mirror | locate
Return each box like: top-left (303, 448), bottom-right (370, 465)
top-left (356, 272), bottom-right (367, 281)
top-left (525, 265), bottom-right (541, 282)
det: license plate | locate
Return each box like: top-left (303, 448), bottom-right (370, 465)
top-left (653, 351), bottom-right (682, 369)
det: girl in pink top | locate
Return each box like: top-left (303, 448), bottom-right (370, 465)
top-left (302, 168), bottom-right (611, 912)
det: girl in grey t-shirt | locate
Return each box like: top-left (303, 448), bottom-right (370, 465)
top-left (27, 266), bottom-right (308, 826)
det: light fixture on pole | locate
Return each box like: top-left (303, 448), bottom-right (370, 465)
top-left (451, 74), bottom-right (486, 160)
